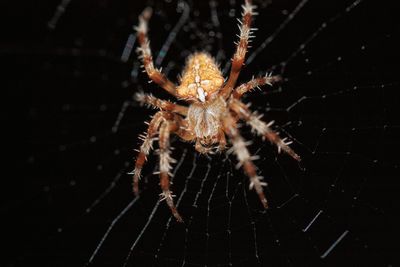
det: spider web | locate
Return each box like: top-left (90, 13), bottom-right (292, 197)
top-left (3, 0), bottom-right (399, 266)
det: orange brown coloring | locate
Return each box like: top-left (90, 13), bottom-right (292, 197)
top-left (133, 0), bottom-right (298, 222)
top-left (176, 53), bottom-right (224, 102)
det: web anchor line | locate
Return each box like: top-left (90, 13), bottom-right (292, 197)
top-left (279, 0), bottom-right (365, 74)
top-left (246, 0), bottom-right (309, 65)
top-left (112, 99), bottom-right (135, 133)
top-left (303, 210), bottom-right (323, 232)
top-left (84, 163), bottom-right (159, 265)
top-left (210, 0), bottom-right (226, 62)
top-left (155, 1), bottom-right (190, 67)
top-left (48, 0), bottom-right (73, 30)
top-left (121, 34), bottom-right (137, 63)
top-left (320, 230), bottom-right (349, 259)
top-left (85, 196), bottom-right (140, 266)
top-left (153, 153), bottom-right (198, 265)
top-left (242, 185), bottom-right (261, 264)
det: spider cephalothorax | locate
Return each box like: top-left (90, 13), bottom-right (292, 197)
top-left (132, 1), bottom-right (300, 222)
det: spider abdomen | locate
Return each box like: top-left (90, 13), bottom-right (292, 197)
top-left (176, 52), bottom-right (224, 102)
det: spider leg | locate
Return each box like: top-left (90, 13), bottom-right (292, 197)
top-left (220, 0), bottom-right (257, 99)
top-left (175, 119), bottom-right (196, 142)
top-left (222, 113), bottom-right (269, 208)
top-left (229, 98), bottom-right (301, 161)
top-left (136, 7), bottom-right (177, 96)
top-left (135, 92), bottom-right (188, 116)
top-left (232, 73), bottom-right (282, 99)
top-left (131, 111), bottom-right (166, 194)
top-left (158, 120), bottom-right (183, 222)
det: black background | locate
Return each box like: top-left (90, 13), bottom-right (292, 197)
top-left (2, 0), bottom-right (399, 266)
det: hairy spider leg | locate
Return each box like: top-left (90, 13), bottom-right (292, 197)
top-left (229, 98), bottom-right (301, 161)
top-left (220, 0), bottom-right (257, 99)
top-left (222, 113), bottom-right (269, 208)
top-left (131, 112), bottom-right (165, 194)
top-left (158, 120), bottom-right (183, 222)
top-left (136, 7), bottom-right (177, 96)
top-left (135, 92), bottom-right (188, 116)
top-left (132, 110), bottom-right (186, 222)
top-left (232, 74), bottom-right (282, 99)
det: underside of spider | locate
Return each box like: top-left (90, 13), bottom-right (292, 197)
top-left (131, 0), bottom-right (300, 222)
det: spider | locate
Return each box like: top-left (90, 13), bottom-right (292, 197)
top-left (131, 0), bottom-right (300, 222)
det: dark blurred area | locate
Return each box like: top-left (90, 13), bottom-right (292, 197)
top-left (2, 0), bottom-right (399, 266)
